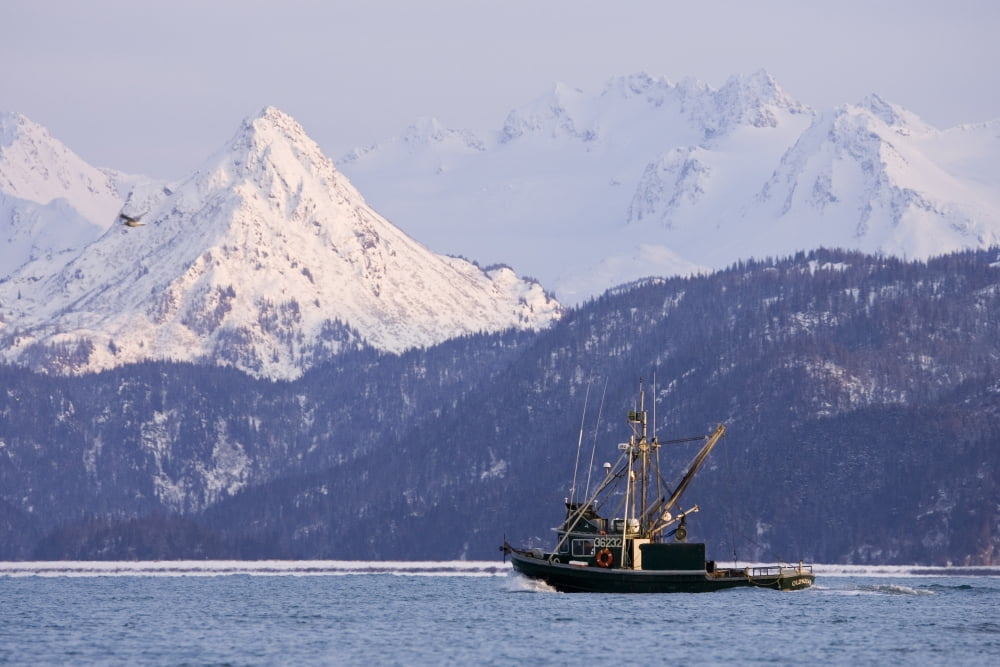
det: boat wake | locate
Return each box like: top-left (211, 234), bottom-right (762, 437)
top-left (504, 571), bottom-right (559, 593)
top-left (812, 564), bottom-right (1000, 578)
top-left (856, 583), bottom-right (935, 596)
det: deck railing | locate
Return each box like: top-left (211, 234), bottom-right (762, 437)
top-left (749, 563), bottom-right (813, 577)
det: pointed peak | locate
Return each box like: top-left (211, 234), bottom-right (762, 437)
top-left (239, 106), bottom-right (310, 144)
top-left (209, 106), bottom-right (332, 181)
top-left (741, 68), bottom-right (778, 88)
top-left (0, 110), bottom-right (131, 222)
top-left (499, 83), bottom-right (588, 143)
top-left (254, 105), bottom-right (299, 127)
top-left (213, 107), bottom-right (317, 164)
top-left (1, 111), bottom-right (29, 147)
top-left (1, 111), bottom-right (56, 151)
top-left (718, 69), bottom-right (805, 113)
top-left (855, 94), bottom-right (931, 132)
top-left (257, 105), bottom-right (291, 121)
top-left (550, 81), bottom-right (584, 100)
top-left (700, 70), bottom-right (809, 132)
top-left (858, 93), bottom-right (902, 124)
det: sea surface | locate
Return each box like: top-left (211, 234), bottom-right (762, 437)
top-left (1, 561), bottom-right (998, 665)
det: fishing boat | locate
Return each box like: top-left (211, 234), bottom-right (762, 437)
top-left (501, 382), bottom-right (814, 593)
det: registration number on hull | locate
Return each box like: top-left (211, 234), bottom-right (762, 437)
top-left (593, 537), bottom-right (623, 548)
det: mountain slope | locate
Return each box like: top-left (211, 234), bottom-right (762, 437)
top-left (339, 71), bottom-right (1000, 302)
top-left (0, 108), bottom-right (561, 379)
top-left (738, 95), bottom-right (1000, 262)
top-left (2, 248), bottom-right (997, 564)
top-left (199, 248), bottom-right (1000, 564)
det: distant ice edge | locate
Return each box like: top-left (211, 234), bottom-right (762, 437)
top-left (1, 561), bottom-right (997, 578)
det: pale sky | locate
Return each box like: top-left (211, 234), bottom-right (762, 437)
top-left (3, 0), bottom-right (999, 180)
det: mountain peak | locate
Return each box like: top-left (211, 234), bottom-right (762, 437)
top-left (499, 83), bottom-right (589, 143)
top-left (174, 106), bottom-right (347, 225)
top-left (855, 93), bottom-right (933, 134)
top-left (0, 111), bottom-right (126, 206)
top-left (711, 69), bottom-right (810, 130)
top-left (336, 70), bottom-right (999, 302)
top-left (0, 111), bottom-right (139, 278)
top-left (724, 69), bottom-right (783, 96)
top-left (750, 98), bottom-right (1000, 260)
top-left (0, 109), bottom-right (562, 379)
top-left (0, 111), bottom-right (32, 148)
top-left (222, 106), bottom-right (330, 176)
top-left (244, 106), bottom-right (309, 144)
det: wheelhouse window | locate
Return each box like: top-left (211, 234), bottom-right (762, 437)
top-left (572, 539), bottom-right (595, 557)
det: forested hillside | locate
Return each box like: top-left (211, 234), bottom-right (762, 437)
top-left (3, 248), bottom-right (998, 564)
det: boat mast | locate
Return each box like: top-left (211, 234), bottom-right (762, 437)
top-left (623, 442), bottom-right (634, 566)
top-left (628, 381), bottom-right (652, 537)
top-left (640, 385), bottom-right (649, 533)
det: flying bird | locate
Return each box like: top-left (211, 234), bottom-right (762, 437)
top-left (119, 212), bottom-right (145, 227)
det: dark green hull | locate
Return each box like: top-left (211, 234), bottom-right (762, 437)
top-left (501, 386), bottom-right (814, 594)
top-left (509, 549), bottom-right (815, 593)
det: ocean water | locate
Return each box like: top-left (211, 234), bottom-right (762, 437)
top-left (1, 562), bottom-right (998, 665)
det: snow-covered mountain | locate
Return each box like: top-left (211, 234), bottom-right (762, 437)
top-left (0, 107), bottom-right (562, 379)
top-left (0, 112), bottom-right (143, 278)
top-left (3, 69), bottom-right (997, 378)
top-left (732, 95), bottom-right (1000, 263)
top-left (339, 70), bottom-right (1000, 302)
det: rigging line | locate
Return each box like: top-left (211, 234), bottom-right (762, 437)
top-left (655, 443), bottom-right (664, 526)
top-left (583, 377), bottom-right (609, 500)
top-left (568, 379), bottom-right (592, 506)
top-left (659, 435), bottom-right (710, 445)
top-left (727, 517), bottom-right (789, 567)
top-left (643, 439), bottom-right (707, 527)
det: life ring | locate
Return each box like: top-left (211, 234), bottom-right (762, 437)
top-left (595, 548), bottom-right (614, 568)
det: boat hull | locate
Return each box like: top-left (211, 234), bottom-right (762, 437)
top-left (508, 550), bottom-right (814, 593)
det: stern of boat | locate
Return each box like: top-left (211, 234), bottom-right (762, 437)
top-left (745, 563), bottom-right (815, 590)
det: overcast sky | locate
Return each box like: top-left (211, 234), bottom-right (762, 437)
top-left (4, 0), bottom-right (999, 180)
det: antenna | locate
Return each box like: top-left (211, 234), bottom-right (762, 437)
top-left (569, 380), bottom-right (592, 505)
top-left (584, 378), bottom-right (609, 499)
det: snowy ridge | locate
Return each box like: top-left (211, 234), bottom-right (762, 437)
top-left (0, 107), bottom-right (561, 379)
top-left (2, 69), bottom-right (997, 376)
top-left (744, 95), bottom-right (1000, 262)
top-left (340, 71), bottom-right (1000, 302)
